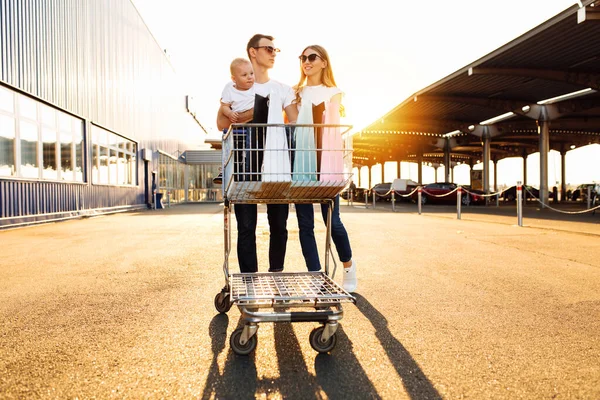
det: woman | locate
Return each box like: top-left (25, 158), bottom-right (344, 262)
top-left (294, 44), bottom-right (357, 292)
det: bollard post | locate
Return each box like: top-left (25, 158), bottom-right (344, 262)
top-left (587, 186), bottom-right (592, 209)
top-left (153, 190), bottom-right (157, 210)
top-left (364, 191), bottom-right (368, 208)
top-left (517, 181), bottom-right (523, 227)
top-left (167, 191), bottom-right (171, 208)
top-left (457, 186), bottom-right (462, 220)
top-left (418, 186), bottom-right (422, 215)
top-left (392, 191), bottom-right (396, 212)
top-left (372, 191), bottom-right (376, 209)
top-left (496, 193), bottom-right (499, 207)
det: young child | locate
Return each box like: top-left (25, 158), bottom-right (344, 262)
top-left (219, 58), bottom-right (255, 122)
top-left (214, 58), bottom-right (255, 185)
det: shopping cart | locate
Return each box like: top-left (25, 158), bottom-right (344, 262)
top-left (214, 122), bottom-right (356, 355)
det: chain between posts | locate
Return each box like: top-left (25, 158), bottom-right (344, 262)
top-left (370, 186), bottom-right (419, 209)
top-left (523, 186), bottom-right (600, 215)
top-left (369, 184), bottom-right (517, 205)
top-left (421, 187), bottom-right (459, 198)
top-left (362, 182), bottom-right (599, 227)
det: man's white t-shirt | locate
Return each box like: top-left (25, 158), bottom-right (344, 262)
top-left (254, 80), bottom-right (295, 110)
top-left (299, 84), bottom-right (342, 106)
top-left (220, 82), bottom-right (255, 112)
top-left (221, 79), bottom-right (294, 112)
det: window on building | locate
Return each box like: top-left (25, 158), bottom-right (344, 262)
top-left (0, 86), bottom-right (84, 182)
top-left (41, 127), bottom-right (58, 180)
top-left (20, 120), bottom-right (39, 178)
top-left (90, 124), bottom-right (137, 186)
top-left (60, 131), bottom-right (73, 179)
top-left (92, 144), bottom-right (99, 183)
top-left (0, 87), bottom-right (16, 176)
top-left (158, 152), bottom-right (185, 203)
top-left (58, 111), bottom-right (84, 182)
top-left (0, 114), bottom-right (15, 176)
top-left (99, 146), bottom-right (109, 184)
top-left (0, 86), bottom-right (13, 113)
top-left (186, 163), bottom-right (222, 202)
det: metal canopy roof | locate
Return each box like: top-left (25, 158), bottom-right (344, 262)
top-left (354, 1), bottom-right (600, 167)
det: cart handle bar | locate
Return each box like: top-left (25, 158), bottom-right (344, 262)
top-left (223, 123), bottom-right (353, 141)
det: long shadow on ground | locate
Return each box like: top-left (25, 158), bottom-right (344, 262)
top-left (354, 294), bottom-right (442, 400)
top-left (202, 313), bottom-right (381, 399)
top-left (201, 315), bottom-right (257, 400)
top-left (202, 295), bottom-right (442, 399)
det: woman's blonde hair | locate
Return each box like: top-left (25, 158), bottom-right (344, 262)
top-left (294, 45), bottom-right (337, 105)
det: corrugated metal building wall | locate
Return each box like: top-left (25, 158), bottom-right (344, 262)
top-left (0, 0), bottom-right (204, 227)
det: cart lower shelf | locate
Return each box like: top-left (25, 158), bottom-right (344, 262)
top-left (214, 272), bottom-right (356, 355)
top-left (230, 271), bottom-right (355, 306)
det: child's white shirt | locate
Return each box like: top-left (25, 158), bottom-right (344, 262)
top-left (221, 82), bottom-right (255, 112)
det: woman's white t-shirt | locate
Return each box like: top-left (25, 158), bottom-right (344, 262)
top-left (299, 84), bottom-right (342, 106)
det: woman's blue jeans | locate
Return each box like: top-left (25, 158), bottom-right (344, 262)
top-left (295, 195), bottom-right (352, 271)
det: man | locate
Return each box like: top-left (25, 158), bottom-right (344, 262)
top-left (217, 34), bottom-right (298, 273)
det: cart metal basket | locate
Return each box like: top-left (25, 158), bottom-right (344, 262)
top-left (214, 123), bottom-right (356, 355)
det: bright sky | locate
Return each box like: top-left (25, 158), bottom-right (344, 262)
top-left (132, 0), bottom-right (599, 187)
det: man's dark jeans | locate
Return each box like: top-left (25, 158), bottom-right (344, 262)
top-left (234, 203), bottom-right (289, 273)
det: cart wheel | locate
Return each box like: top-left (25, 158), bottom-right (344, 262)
top-left (230, 328), bottom-right (257, 355)
top-left (309, 326), bottom-right (337, 353)
top-left (214, 292), bottom-right (232, 314)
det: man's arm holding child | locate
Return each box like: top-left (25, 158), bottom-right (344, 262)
top-left (217, 106), bottom-right (253, 132)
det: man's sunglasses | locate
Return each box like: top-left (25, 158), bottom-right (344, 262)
top-left (299, 54), bottom-right (322, 63)
top-left (253, 46), bottom-right (280, 54)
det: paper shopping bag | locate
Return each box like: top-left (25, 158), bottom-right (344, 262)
top-left (293, 102), bottom-right (317, 181)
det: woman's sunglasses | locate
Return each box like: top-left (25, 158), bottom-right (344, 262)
top-left (299, 54), bottom-right (322, 63)
top-left (253, 46), bottom-right (280, 54)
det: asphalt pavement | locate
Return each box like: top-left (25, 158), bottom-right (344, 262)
top-left (1, 202), bottom-right (598, 399)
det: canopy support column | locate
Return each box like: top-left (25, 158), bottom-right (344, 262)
top-left (444, 138), bottom-right (451, 182)
top-left (469, 160), bottom-right (474, 186)
top-left (493, 158), bottom-right (498, 192)
top-left (483, 134), bottom-right (491, 193)
top-left (538, 120), bottom-right (550, 207)
top-left (417, 147), bottom-right (423, 184)
top-left (397, 161), bottom-right (401, 179)
top-left (522, 153), bottom-right (528, 187)
top-left (560, 149), bottom-right (567, 202)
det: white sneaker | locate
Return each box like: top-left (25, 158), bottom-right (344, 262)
top-left (343, 259), bottom-right (357, 293)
